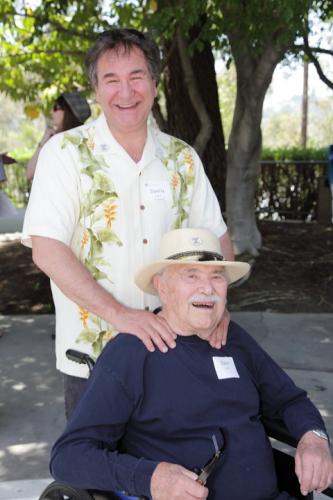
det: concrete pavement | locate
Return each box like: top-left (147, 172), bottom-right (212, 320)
top-left (0, 209), bottom-right (25, 235)
top-left (0, 312), bottom-right (332, 499)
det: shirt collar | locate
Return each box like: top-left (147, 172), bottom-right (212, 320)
top-left (95, 113), bottom-right (158, 168)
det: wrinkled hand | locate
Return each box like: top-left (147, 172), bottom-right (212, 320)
top-left (113, 306), bottom-right (177, 353)
top-left (150, 462), bottom-right (209, 500)
top-left (208, 308), bottom-right (230, 349)
top-left (295, 431), bottom-right (333, 496)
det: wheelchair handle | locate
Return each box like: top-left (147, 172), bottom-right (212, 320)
top-left (66, 349), bottom-right (95, 373)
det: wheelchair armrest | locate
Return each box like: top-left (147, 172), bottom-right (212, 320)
top-left (262, 416), bottom-right (333, 498)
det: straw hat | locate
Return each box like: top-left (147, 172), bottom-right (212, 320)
top-left (135, 228), bottom-right (250, 295)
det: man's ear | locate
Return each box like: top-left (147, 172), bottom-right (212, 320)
top-left (152, 274), bottom-right (161, 294)
top-left (152, 273), bottom-right (168, 303)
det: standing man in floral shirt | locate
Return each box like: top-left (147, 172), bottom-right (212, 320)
top-left (22, 28), bottom-right (234, 417)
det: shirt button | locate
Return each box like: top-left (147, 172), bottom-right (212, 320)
top-left (143, 238), bottom-right (148, 244)
top-left (140, 205), bottom-right (145, 210)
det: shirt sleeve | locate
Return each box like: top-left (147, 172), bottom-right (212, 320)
top-left (258, 356), bottom-right (326, 440)
top-left (50, 342), bottom-right (159, 497)
top-left (188, 148), bottom-right (227, 237)
top-left (22, 134), bottom-right (80, 248)
top-left (239, 327), bottom-right (327, 440)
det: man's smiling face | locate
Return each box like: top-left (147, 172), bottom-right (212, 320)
top-left (154, 264), bottom-right (228, 339)
top-left (95, 46), bottom-right (157, 138)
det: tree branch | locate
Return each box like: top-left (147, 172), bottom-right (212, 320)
top-left (0, 49), bottom-right (84, 60)
top-left (4, 9), bottom-right (98, 40)
top-left (176, 28), bottom-right (213, 156)
top-left (152, 99), bottom-right (167, 131)
top-left (47, 19), bottom-right (97, 40)
top-left (302, 33), bottom-right (333, 90)
top-left (294, 43), bottom-right (333, 57)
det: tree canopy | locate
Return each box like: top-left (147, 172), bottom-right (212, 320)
top-left (1, 0), bottom-right (327, 101)
top-left (1, 0), bottom-right (333, 254)
top-left (1, 1), bottom-right (331, 112)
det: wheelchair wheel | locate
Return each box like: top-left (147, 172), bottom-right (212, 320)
top-left (39, 480), bottom-right (94, 500)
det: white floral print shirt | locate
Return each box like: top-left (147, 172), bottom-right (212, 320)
top-left (22, 114), bottom-right (226, 377)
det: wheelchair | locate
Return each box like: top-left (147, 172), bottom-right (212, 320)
top-left (39, 350), bottom-right (333, 500)
top-left (38, 483), bottom-right (143, 499)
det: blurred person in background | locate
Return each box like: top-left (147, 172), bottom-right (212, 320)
top-left (0, 153), bottom-right (17, 217)
top-left (26, 92), bottom-right (91, 181)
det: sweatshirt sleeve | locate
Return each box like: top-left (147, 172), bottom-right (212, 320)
top-left (50, 341), bottom-right (159, 497)
top-left (257, 353), bottom-right (326, 439)
top-left (232, 323), bottom-right (327, 441)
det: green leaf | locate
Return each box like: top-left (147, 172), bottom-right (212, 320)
top-left (84, 261), bottom-right (108, 281)
top-left (63, 133), bottom-right (82, 147)
top-left (75, 328), bottom-right (98, 344)
top-left (93, 171), bottom-right (117, 193)
top-left (96, 227), bottom-right (123, 245)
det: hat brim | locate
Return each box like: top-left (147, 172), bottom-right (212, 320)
top-left (61, 93), bottom-right (91, 123)
top-left (135, 259), bottom-right (251, 296)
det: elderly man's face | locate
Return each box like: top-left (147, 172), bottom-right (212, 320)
top-left (154, 264), bottom-right (228, 339)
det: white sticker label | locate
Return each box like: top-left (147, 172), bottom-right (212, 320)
top-left (212, 357), bottom-right (240, 380)
top-left (143, 181), bottom-right (170, 201)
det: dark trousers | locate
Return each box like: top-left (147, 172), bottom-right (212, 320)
top-left (63, 374), bottom-right (88, 420)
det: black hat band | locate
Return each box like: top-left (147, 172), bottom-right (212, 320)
top-left (166, 251), bottom-right (224, 262)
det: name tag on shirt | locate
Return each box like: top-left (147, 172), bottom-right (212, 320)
top-left (143, 181), bottom-right (171, 201)
top-left (212, 357), bottom-right (240, 380)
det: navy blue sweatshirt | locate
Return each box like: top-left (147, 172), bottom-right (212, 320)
top-left (50, 321), bottom-right (326, 499)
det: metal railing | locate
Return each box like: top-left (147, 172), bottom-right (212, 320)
top-left (256, 160), bottom-right (328, 221)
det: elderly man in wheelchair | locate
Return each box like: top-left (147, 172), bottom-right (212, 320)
top-left (47, 228), bottom-right (333, 500)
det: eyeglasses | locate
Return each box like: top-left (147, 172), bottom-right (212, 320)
top-left (195, 429), bottom-right (225, 485)
top-left (53, 103), bottom-right (63, 112)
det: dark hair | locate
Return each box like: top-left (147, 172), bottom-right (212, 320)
top-left (85, 28), bottom-right (161, 88)
top-left (54, 96), bottom-right (82, 131)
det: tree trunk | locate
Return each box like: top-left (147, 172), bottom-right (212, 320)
top-left (226, 41), bottom-right (285, 255)
top-left (160, 28), bottom-right (227, 207)
top-left (300, 60), bottom-right (309, 148)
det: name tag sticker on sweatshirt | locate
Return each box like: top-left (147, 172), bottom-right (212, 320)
top-left (144, 181), bottom-right (170, 201)
top-left (212, 357), bottom-right (240, 380)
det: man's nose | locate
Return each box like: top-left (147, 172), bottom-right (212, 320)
top-left (197, 277), bottom-right (214, 293)
top-left (118, 80), bottom-right (134, 99)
